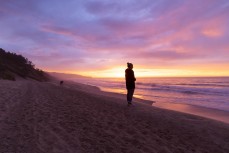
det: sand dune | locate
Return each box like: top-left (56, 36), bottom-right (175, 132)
top-left (0, 80), bottom-right (229, 153)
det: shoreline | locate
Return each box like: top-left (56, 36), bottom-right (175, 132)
top-left (68, 80), bottom-right (229, 124)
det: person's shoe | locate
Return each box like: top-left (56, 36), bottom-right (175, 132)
top-left (128, 101), bottom-right (132, 106)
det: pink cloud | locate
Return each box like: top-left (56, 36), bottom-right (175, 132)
top-left (201, 17), bottom-right (227, 38)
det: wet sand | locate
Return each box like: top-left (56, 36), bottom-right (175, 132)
top-left (0, 80), bottom-right (229, 153)
top-left (154, 102), bottom-right (229, 124)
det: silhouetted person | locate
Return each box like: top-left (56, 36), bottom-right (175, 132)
top-left (125, 62), bottom-right (136, 105)
top-left (60, 80), bottom-right (64, 86)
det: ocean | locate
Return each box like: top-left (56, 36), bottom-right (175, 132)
top-left (73, 77), bottom-right (229, 112)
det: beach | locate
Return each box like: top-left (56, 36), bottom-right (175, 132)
top-left (0, 80), bottom-right (229, 153)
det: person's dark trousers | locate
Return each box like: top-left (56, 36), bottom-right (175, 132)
top-left (127, 88), bottom-right (135, 103)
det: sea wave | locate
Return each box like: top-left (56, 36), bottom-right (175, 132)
top-left (132, 82), bottom-right (229, 96)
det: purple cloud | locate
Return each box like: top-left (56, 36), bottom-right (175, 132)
top-left (0, 0), bottom-right (229, 74)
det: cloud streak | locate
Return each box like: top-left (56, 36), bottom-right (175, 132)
top-left (0, 0), bottom-right (229, 76)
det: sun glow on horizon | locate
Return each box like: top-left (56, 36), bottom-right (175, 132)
top-left (75, 67), bottom-right (229, 78)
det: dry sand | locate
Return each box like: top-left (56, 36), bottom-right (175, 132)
top-left (0, 80), bottom-right (229, 153)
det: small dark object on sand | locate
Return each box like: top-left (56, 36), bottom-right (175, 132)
top-left (60, 81), bottom-right (64, 85)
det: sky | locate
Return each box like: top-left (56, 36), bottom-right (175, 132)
top-left (0, 0), bottom-right (229, 77)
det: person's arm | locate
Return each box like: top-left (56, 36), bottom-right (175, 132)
top-left (130, 70), bottom-right (136, 81)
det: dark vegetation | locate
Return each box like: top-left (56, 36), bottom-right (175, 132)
top-left (0, 48), bottom-right (50, 81)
